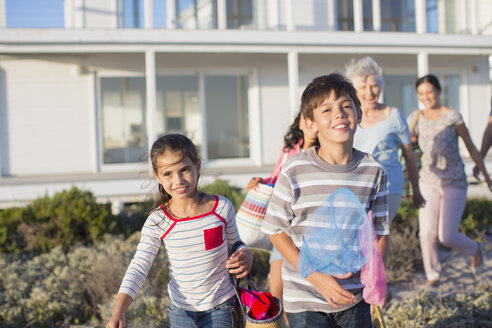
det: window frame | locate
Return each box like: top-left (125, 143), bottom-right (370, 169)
top-left (96, 67), bottom-right (261, 172)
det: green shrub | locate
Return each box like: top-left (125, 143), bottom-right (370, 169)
top-left (0, 233), bottom-right (151, 327)
top-left (0, 186), bottom-right (115, 254)
top-left (384, 281), bottom-right (492, 327)
top-left (199, 180), bottom-right (246, 211)
top-left (461, 198), bottom-right (492, 239)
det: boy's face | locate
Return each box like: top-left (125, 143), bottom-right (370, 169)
top-left (305, 91), bottom-right (361, 146)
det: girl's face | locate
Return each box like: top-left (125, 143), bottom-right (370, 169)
top-left (153, 151), bottom-right (200, 201)
top-left (355, 75), bottom-right (381, 110)
top-left (417, 81), bottom-right (441, 109)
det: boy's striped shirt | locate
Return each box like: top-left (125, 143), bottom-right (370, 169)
top-left (262, 147), bottom-right (389, 314)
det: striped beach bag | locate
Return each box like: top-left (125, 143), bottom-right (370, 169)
top-left (236, 183), bottom-right (274, 251)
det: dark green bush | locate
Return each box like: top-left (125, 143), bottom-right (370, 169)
top-left (0, 186), bottom-right (114, 254)
top-left (461, 198), bottom-right (492, 238)
top-left (199, 180), bottom-right (246, 211)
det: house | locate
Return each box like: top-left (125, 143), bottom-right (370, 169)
top-left (0, 0), bottom-right (491, 212)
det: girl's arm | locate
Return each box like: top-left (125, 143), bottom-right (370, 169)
top-left (455, 123), bottom-right (492, 191)
top-left (270, 232), bottom-right (355, 309)
top-left (106, 293), bottom-right (133, 328)
top-left (400, 143), bottom-right (426, 208)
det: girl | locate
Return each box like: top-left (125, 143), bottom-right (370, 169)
top-left (106, 134), bottom-right (253, 328)
top-left (246, 111), bottom-right (317, 309)
top-left (410, 74), bottom-right (491, 286)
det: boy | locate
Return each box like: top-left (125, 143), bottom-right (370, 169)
top-left (262, 73), bottom-right (389, 327)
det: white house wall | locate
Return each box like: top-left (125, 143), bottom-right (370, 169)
top-left (1, 58), bottom-right (94, 175)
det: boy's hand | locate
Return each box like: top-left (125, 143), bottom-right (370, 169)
top-left (226, 248), bottom-right (253, 278)
top-left (306, 271), bottom-right (356, 309)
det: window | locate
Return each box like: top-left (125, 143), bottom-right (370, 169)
top-left (426, 0), bottom-right (438, 33)
top-left (383, 75), bottom-right (419, 118)
top-left (177, 0), bottom-right (218, 29)
top-left (380, 0), bottom-right (415, 32)
top-left (5, 0), bottom-right (64, 28)
top-left (156, 76), bottom-right (202, 152)
top-left (123, 0), bottom-right (144, 28)
top-left (440, 75), bottom-right (460, 112)
top-left (100, 77), bottom-right (147, 164)
top-left (425, 0), bottom-right (467, 34)
top-left (205, 75), bottom-right (250, 160)
top-left (227, 0), bottom-right (253, 29)
top-left (383, 74), bottom-right (460, 118)
top-left (363, 0), bottom-right (373, 31)
top-left (336, 0), bottom-right (353, 31)
top-left (103, 73), bottom-right (251, 164)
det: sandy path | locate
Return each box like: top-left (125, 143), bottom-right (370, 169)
top-left (387, 234), bottom-right (492, 307)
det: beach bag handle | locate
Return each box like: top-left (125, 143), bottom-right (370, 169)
top-left (228, 242), bottom-right (285, 328)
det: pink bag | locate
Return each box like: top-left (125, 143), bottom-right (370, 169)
top-left (360, 211), bottom-right (387, 307)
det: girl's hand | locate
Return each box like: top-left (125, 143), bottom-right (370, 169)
top-left (106, 312), bottom-right (126, 328)
top-left (246, 177), bottom-right (265, 190)
top-left (306, 271), bottom-right (356, 309)
top-left (226, 248), bottom-right (253, 278)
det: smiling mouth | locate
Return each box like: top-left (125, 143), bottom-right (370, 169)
top-left (333, 123), bottom-right (349, 130)
top-left (173, 187), bottom-right (188, 193)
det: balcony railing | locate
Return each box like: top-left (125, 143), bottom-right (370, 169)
top-left (0, 0), bottom-right (490, 35)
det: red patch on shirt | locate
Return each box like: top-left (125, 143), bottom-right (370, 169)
top-left (204, 225), bottom-right (224, 250)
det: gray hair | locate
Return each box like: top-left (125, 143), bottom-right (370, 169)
top-left (345, 56), bottom-right (385, 88)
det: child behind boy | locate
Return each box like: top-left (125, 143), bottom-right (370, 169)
top-left (262, 73), bottom-right (389, 327)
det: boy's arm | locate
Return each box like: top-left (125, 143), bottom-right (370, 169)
top-left (377, 235), bottom-right (389, 265)
top-left (270, 232), bottom-right (355, 309)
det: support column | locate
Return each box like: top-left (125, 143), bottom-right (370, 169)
top-left (417, 52), bottom-right (429, 109)
top-left (0, 0), bottom-right (5, 28)
top-left (327, 0), bottom-right (336, 31)
top-left (167, 0), bottom-right (177, 29)
top-left (217, 0), bottom-right (226, 30)
top-left (288, 51), bottom-right (299, 117)
top-left (469, 0), bottom-right (478, 35)
top-left (286, 0), bottom-right (294, 31)
top-left (415, 0), bottom-right (426, 34)
top-left (372, 0), bottom-right (381, 31)
top-left (417, 52), bottom-right (429, 78)
top-left (354, 0), bottom-right (363, 32)
top-left (144, 0), bottom-right (153, 28)
top-left (145, 50), bottom-right (157, 152)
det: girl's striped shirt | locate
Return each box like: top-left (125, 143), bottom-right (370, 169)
top-left (118, 195), bottom-right (242, 311)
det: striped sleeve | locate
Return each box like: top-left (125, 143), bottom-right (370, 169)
top-left (219, 197), bottom-right (245, 251)
top-left (118, 213), bottom-right (163, 300)
top-left (262, 166), bottom-right (295, 235)
top-left (371, 168), bottom-right (389, 235)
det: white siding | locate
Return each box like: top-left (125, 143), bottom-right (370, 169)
top-left (2, 59), bottom-right (93, 175)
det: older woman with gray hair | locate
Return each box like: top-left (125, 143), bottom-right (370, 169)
top-left (345, 57), bottom-right (425, 223)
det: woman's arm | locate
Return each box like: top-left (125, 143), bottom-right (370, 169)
top-left (473, 116), bottom-right (492, 179)
top-left (270, 232), bottom-right (355, 308)
top-left (400, 144), bottom-right (426, 207)
top-left (106, 293), bottom-right (133, 328)
top-left (454, 123), bottom-right (492, 191)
